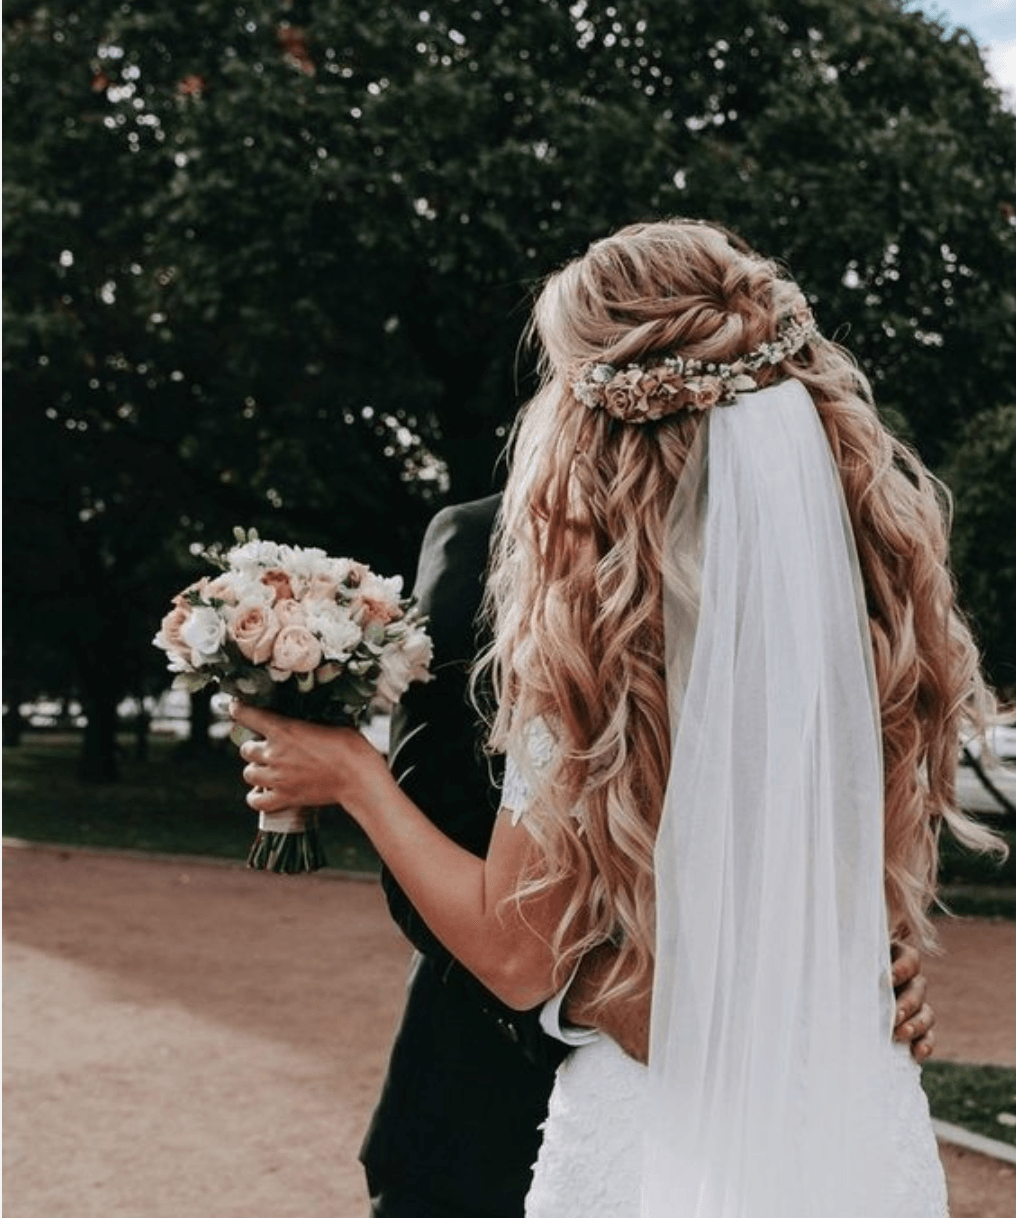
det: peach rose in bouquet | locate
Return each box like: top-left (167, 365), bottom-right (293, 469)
top-left (154, 529), bottom-right (432, 872)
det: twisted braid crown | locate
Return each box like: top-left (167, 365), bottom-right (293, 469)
top-left (569, 301), bottom-right (818, 424)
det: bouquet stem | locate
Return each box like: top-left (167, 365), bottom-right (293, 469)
top-left (246, 808), bottom-right (327, 874)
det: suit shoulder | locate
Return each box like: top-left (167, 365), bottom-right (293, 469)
top-left (419, 495), bottom-right (500, 566)
top-left (424, 495), bottom-right (500, 545)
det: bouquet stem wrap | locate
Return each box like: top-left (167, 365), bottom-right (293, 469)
top-left (246, 808), bottom-right (326, 874)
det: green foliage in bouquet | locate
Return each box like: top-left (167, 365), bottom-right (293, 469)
top-left (155, 529), bottom-right (432, 872)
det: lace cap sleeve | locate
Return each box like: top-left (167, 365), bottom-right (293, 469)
top-left (499, 718), bottom-right (555, 826)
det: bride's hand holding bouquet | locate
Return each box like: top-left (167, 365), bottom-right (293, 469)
top-left (230, 702), bottom-right (394, 823)
top-left (153, 529), bottom-right (432, 872)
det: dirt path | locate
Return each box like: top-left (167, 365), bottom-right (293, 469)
top-left (4, 844), bottom-right (1015, 1217)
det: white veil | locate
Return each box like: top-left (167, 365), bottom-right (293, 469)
top-left (643, 379), bottom-right (895, 1217)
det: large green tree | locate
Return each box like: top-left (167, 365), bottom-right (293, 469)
top-left (942, 405), bottom-right (1016, 696)
top-left (5, 0), bottom-right (1015, 777)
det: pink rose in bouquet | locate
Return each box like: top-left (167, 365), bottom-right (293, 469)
top-left (154, 530), bottom-right (432, 872)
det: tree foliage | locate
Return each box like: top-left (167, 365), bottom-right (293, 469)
top-left (942, 405), bottom-right (1016, 696)
top-left (4, 0), bottom-right (1016, 774)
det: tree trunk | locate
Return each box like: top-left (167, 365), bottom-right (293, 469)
top-left (133, 705), bottom-right (151, 762)
top-left (190, 685), bottom-right (213, 745)
top-left (77, 682), bottom-right (121, 782)
top-left (3, 704), bottom-right (25, 747)
top-left (184, 686), bottom-right (215, 751)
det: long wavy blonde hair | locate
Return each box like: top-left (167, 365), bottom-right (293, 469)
top-left (477, 219), bottom-right (1002, 1015)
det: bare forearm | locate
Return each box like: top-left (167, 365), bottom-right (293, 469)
top-left (341, 749), bottom-right (560, 1009)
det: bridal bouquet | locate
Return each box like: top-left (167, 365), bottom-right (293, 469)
top-left (153, 530), bottom-right (432, 873)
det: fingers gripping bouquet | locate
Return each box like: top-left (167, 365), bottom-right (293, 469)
top-left (153, 530), bottom-right (432, 873)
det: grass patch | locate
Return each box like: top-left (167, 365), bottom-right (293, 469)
top-left (937, 884), bottom-right (1016, 920)
top-left (4, 734), bottom-right (1014, 896)
top-left (923, 1062), bottom-right (1016, 1147)
top-left (2, 732), bottom-right (379, 873)
top-left (937, 819), bottom-right (1016, 918)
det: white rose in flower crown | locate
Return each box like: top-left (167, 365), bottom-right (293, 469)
top-left (269, 624), bottom-right (324, 680)
top-left (304, 601), bottom-right (363, 661)
top-left (180, 604), bottom-right (227, 666)
top-left (228, 601), bottom-right (281, 665)
top-left (375, 629), bottom-right (434, 706)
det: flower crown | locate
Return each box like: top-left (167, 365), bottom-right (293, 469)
top-left (569, 305), bottom-right (819, 424)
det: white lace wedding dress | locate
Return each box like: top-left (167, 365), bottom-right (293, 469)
top-left (502, 750), bottom-right (949, 1218)
top-left (523, 1033), bottom-right (948, 1218)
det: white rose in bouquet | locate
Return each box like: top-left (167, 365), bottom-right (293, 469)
top-left (376, 627), bottom-right (435, 707)
top-left (304, 601), bottom-right (362, 663)
top-left (154, 529), bottom-right (432, 873)
top-left (179, 604), bottom-right (227, 665)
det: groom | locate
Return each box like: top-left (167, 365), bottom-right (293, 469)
top-left (357, 494), bottom-right (936, 1218)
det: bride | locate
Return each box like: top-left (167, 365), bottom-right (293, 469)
top-left (233, 219), bottom-right (1004, 1217)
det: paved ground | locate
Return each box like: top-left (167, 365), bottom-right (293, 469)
top-left (4, 843), bottom-right (1016, 1217)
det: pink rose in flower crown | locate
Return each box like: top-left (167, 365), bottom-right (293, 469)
top-left (604, 367), bottom-right (643, 418)
top-left (685, 375), bottom-right (725, 410)
top-left (229, 602), bottom-right (281, 665)
top-left (269, 624), bottom-right (323, 680)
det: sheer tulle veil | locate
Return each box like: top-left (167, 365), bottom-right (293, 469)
top-left (643, 379), bottom-right (896, 1217)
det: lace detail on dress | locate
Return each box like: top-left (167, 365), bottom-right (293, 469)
top-left (523, 1036), bottom-right (948, 1218)
top-left (883, 1042), bottom-right (950, 1218)
top-left (500, 718), bottom-right (556, 825)
top-left (525, 1037), bottom-right (647, 1218)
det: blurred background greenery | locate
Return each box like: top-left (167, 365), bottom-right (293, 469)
top-left (3, 0), bottom-right (1015, 1151)
top-left (4, 0), bottom-right (1015, 784)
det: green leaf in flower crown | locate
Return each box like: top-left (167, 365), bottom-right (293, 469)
top-left (295, 672), bottom-right (315, 694)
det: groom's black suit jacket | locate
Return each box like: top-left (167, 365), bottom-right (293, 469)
top-left (359, 496), bottom-right (567, 1218)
